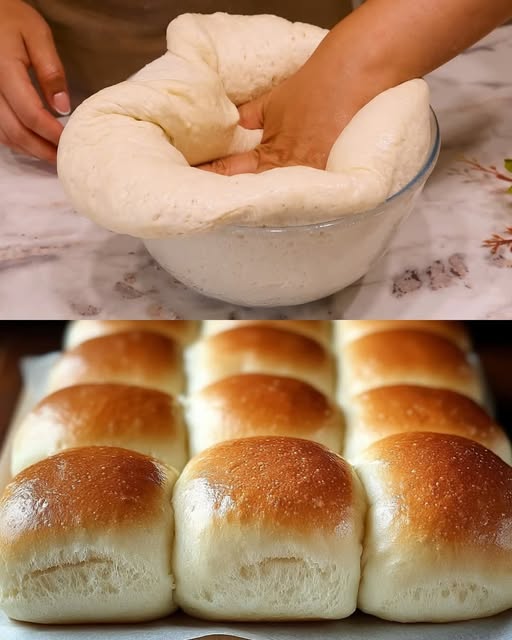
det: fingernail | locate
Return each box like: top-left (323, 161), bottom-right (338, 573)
top-left (52, 91), bottom-right (71, 116)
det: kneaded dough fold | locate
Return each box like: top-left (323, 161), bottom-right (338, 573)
top-left (57, 13), bottom-right (432, 238)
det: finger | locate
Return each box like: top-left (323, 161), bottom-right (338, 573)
top-left (198, 149), bottom-right (260, 176)
top-left (0, 93), bottom-right (57, 163)
top-left (0, 58), bottom-right (63, 146)
top-left (237, 93), bottom-right (268, 130)
top-left (24, 21), bottom-right (70, 115)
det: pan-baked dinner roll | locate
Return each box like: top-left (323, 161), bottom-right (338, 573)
top-left (335, 320), bottom-right (471, 351)
top-left (202, 321), bottom-right (332, 348)
top-left (11, 383), bottom-right (188, 476)
top-left (185, 373), bottom-right (343, 456)
top-left (47, 331), bottom-right (184, 396)
top-left (173, 436), bottom-right (366, 620)
top-left (344, 385), bottom-right (511, 462)
top-left (356, 432), bottom-right (512, 622)
top-left (0, 447), bottom-right (178, 623)
top-left (186, 326), bottom-right (335, 396)
top-left (339, 330), bottom-right (482, 404)
top-left (64, 320), bottom-right (200, 349)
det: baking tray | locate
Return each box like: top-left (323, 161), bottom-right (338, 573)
top-left (0, 353), bottom-right (510, 640)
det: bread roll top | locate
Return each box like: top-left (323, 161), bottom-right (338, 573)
top-left (187, 326), bottom-right (335, 396)
top-left (336, 320), bottom-right (470, 350)
top-left (340, 329), bottom-right (482, 403)
top-left (345, 385), bottom-right (510, 462)
top-left (186, 373), bottom-right (343, 455)
top-left (358, 432), bottom-right (512, 551)
top-left (0, 447), bottom-right (176, 559)
top-left (11, 383), bottom-right (189, 475)
top-left (48, 330), bottom-right (184, 396)
top-left (65, 320), bottom-right (199, 349)
top-left (203, 320), bottom-right (332, 348)
top-left (179, 436), bottom-right (357, 534)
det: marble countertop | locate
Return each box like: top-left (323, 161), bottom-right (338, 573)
top-left (1, 25), bottom-right (511, 320)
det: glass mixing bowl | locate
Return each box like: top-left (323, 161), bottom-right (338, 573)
top-left (145, 109), bottom-right (440, 307)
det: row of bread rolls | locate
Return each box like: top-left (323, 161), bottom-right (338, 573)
top-left (1, 319), bottom-right (512, 625)
top-left (14, 319), bottom-right (509, 474)
top-left (336, 321), bottom-right (511, 462)
top-left (3, 319), bottom-right (341, 624)
top-left (12, 320), bottom-right (340, 476)
top-left (1, 433), bottom-right (512, 624)
top-left (334, 320), bottom-right (512, 622)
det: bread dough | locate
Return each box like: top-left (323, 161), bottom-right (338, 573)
top-left (57, 13), bottom-right (432, 238)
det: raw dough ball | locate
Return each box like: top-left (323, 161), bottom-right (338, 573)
top-left (57, 13), bottom-right (431, 238)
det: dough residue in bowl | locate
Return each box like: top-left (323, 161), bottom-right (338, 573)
top-left (57, 13), bottom-right (431, 238)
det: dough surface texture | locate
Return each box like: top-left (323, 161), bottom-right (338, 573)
top-left (57, 13), bottom-right (431, 238)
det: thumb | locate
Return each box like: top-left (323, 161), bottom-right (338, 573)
top-left (237, 92), bottom-right (268, 130)
top-left (198, 149), bottom-right (260, 176)
top-left (24, 22), bottom-right (70, 115)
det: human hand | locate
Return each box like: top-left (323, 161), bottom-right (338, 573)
top-left (0, 0), bottom-right (70, 163)
top-left (197, 23), bottom-right (385, 177)
top-left (199, 0), bottom-right (512, 177)
top-left (197, 56), bottom-right (360, 176)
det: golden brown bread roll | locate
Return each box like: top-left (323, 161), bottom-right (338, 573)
top-left (11, 383), bottom-right (189, 476)
top-left (356, 432), bottom-right (512, 622)
top-left (186, 326), bottom-right (335, 396)
top-left (335, 320), bottom-right (471, 351)
top-left (185, 373), bottom-right (344, 456)
top-left (344, 385), bottom-right (511, 462)
top-left (339, 330), bottom-right (482, 404)
top-left (202, 320), bottom-right (332, 348)
top-left (0, 447), bottom-right (178, 623)
top-left (173, 436), bottom-right (366, 620)
top-left (47, 330), bottom-right (184, 396)
top-left (64, 320), bottom-right (200, 348)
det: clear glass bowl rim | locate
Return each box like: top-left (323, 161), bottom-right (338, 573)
top-left (228, 107), bottom-right (441, 233)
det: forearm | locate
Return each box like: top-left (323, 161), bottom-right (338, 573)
top-left (308, 0), bottom-right (512, 97)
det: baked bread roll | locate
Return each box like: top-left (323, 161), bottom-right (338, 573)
top-left (0, 447), bottom-right (178, 623)
top-left (47, 330), bottom-right (184, 396)
top-left (344, 385), bottom-right (511, 462)
top-left (339, 330), bottom-right (482, 404)
top-left (202, 320), bottom-right (332, 348)
top-left (186, 326), bottom-right (335, 396)
top-left (335, 320), bottom-right (471, 351)
top-left (173, 436), bottom-right (366, 620)
top-left (11, 383), bottom-right (189, 476)
top-left (64, 320), bottom-right (200, 349)
top-left (356, 432), bottom-right (512, 622)
top-left (185, 373), bottom-right (343, 456)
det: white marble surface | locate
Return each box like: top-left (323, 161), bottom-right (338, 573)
top-left (1, 26), bottom-right (511, 320)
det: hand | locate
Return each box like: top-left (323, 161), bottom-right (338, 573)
top-left (198, 59), bottom-right (358, 176)
top-left (200, 0), bottom-right (512, 177)
top-left (0, 0), bottom-right (70, 163)
top-left (198, 37), bottom-right (377, 176)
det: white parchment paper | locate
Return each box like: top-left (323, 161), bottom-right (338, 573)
top-left (0, 353), bottom-right (510, 640)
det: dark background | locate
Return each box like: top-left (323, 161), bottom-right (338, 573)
top-left (0, 321), bottom-right (511, 444)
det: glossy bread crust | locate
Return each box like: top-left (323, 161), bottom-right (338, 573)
top-left (65, 320), bottom-right (200, 348)
top-left (186, 373), bottom-right (343, 455)
top-left (202, 320), bottom-right (332, 348)
top-left (1, 447), bottom-right (171, 551)
top-left (357, 432), bottom-right (512, 621)
top-left (187, 326), bottom-right (335, 396)
top-left (48, 330), bottom-right (184, 396)
top-left (11, 383), bottom-right (189, 474)
top-left (345, 385), bottom-right (510, 462)
top-left (336, 320), bottom-right (471, 351)
top-left (341, 330), bottom-right (482, 403)
top-left (180, 436), bottom-right (353, 533)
